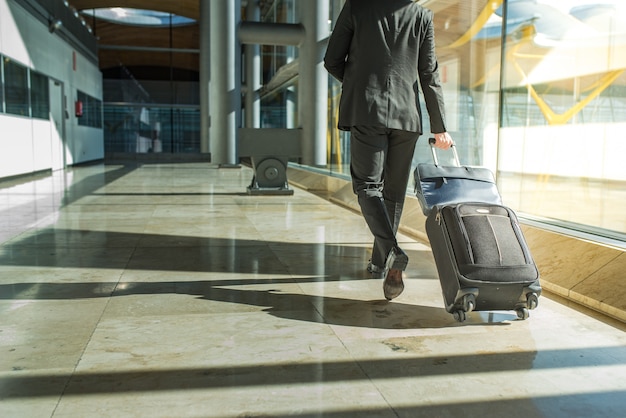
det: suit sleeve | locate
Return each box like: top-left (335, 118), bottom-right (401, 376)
top-left (324, 0), bottom-right (353, 82)
top-left (418, 10), bottom-right (447, 133)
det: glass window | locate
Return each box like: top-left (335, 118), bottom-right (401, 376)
top-left (102, 104), bottom-right (200, 154)
top-left (30, 71), bottom-right (50, 120)
top-left (77, 90), bottom-right (103, 128)
top-left (498, 0), bottom-right (626, 239)
top-left (3, 57), bottom-right (29, 117)
top-left (0, 55), bottom-right (4, 113)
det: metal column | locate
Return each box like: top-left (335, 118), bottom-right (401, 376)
top-left (299, 0), bottom-right (329, 166)
top-left (286, 1), bottom-right (297, 129)
top-left (199, 0), bottom-right (210, 154)
top-left (244, 1), bottom-right (261, 129)
top-left (209, 0), bottom-right (241, 165)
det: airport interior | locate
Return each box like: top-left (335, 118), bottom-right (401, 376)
top-left (1, 0), bottom-right (625, 416)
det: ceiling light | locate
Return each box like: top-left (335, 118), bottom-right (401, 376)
top-left (48, 18), bottom-right (62, 33)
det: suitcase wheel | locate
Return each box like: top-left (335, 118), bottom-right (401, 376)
top-left (516, 308), bottom-right (530, 320)
top-left (527, 293), bottom-right (539, 310)
top-left (462, 294), bottom-right (476, 313)
top-left (453, 310), bottom-right (467, 322)
top-left (452, 294), bottom-right (476, 323)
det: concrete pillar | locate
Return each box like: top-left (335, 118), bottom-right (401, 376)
top-left (199, 0), bottom-right (210, 154)
top-left (245, 1), bottom-right (261, 129)
top-left (210, 0), bottom-right (241, 165)
top-left (299, 0), bottom-right (329, 166)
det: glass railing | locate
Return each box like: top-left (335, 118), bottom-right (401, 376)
top-left (103, 104), bottom-right (200, 155)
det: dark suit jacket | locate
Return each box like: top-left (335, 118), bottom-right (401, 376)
top-left (324, 0), bottom-right (447, 134)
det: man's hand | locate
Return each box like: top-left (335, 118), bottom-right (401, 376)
top-left (432, 132), bottom-right (453, 150)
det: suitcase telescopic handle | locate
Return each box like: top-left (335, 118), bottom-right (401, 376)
top-left (428, 137), bottom-right (461, 167)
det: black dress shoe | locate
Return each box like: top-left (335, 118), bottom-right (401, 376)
top-left (385, 246), bottom-right (408, 271)
top-left (383, 268), bottom-right (405, 300)
top-left (367, 260), bottom-right (385, 279)
top-left (382, 246), bottom-right (408, 300)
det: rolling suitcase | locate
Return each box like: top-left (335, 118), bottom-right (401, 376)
top-left (416, 139), bottom-right (541, 322)
top-left (426, 202), bottom-right (541, 322)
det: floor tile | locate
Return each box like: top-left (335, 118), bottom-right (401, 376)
top-left (0, 163), bottom-right (625, 418)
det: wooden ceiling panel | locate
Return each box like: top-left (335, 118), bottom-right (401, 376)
top-left (93, 21), bottom-right (199, 49)
top-left (68, 0), bottom-right (201, 73)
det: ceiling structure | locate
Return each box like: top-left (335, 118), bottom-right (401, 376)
top-left (67, 0), bottom-right (291, 78)
top-left (67, 0), bottom-right (494, 81)
top-left (66, 0), bottom-right (626, 93)
top-left (69, 0), bottom-right (200, 77)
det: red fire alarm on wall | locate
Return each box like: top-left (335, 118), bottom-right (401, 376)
top-left (75, 100), bottom-right (83, 117)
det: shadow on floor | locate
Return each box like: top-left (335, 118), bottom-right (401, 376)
top-left (0, 227), bottom-right (530, 328)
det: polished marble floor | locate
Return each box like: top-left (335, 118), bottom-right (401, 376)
top-left (1, 163), bottom-right (625, 417)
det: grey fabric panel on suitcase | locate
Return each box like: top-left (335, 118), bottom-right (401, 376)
top-left (440, 204), bottom-right (539, 284)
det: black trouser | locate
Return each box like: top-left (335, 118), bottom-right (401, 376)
top-left (350, 126), bottom-right (419, 268)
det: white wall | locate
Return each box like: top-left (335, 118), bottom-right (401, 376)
top-left (0, 115), bottom-right (35, 177)
top-left (0, 0), bottom-right (103, 180)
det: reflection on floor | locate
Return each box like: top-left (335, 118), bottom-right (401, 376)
top-left (1, 163), bottom-right (625, 417)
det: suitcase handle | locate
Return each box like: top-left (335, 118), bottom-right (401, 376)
top-left (428, 137), bottom-right (461, 167)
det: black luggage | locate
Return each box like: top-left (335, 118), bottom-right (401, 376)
top-left (416, 140), bottom-right (541, 322)
top-left (426, 202), bottom-right (541, 322)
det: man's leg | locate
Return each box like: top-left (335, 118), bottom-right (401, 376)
top-left (384, 129), bottom-right (420, 229)
top-left (370, 129), bottom-right (419, 272)
top-left (349, 126), bottom-right (397, 270)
